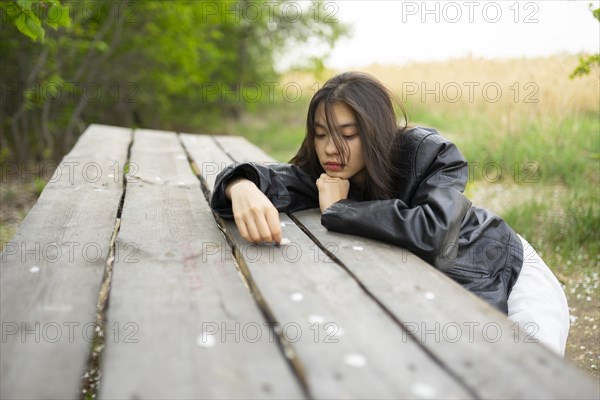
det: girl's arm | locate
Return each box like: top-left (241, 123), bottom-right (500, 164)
top-left (210, 162), bottom-right (319, 242)
top-left (321, 132), bottom-right (472, 271)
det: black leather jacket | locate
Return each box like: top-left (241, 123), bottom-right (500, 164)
top-left (211, 127), bottom-right (523, 313)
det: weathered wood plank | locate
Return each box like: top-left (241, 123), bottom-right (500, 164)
top-left (212, 135), bottom-right (276, 164)
top-left (221, 215), bottom-right (472, 399)
top-left (0, 124), bottom-right (131, 399)
top-left (179, 134), bottom-right (234, 192)
top-left (99, 129), bottom-right (305, 399)
top-left (183, 135), bottom-right (472, 399)
top-left (292, 208), bottom-right (599, 399)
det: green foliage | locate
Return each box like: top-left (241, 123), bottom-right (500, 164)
top-left (1, 0), bottom-right (70, 43)
top-left (570, 4), bottom-right (599, 79)
top-left (0, 147), bottom-right (9, 164)
top-left (32, 177), bottom-right (46, 196)
top-left (571, 54), bottom-right (600, 79)
top-left (1, 0), bottom-right (347, 162)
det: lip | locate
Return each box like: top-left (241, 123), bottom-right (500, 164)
top-left (324, 162), bottom-right (344, 172)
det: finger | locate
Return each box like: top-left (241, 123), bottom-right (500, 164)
top-left (317, 173), bottom-right (330, 189)
top-left (234, 216), bottom-right (251, 242)
top-left (265, 209), bottom-right (282, 244)
top-left (253, 212), bottom-right (274, 243)
top-left (244, 216), bottom-right (263, 243)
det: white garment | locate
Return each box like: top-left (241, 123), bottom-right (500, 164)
top-left (507, 235), bottom-right (570, 356)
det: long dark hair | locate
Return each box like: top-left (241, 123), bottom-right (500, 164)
top-left (290, 71), bottom-right (409, 200)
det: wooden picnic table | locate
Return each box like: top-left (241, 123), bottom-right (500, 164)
top-left (1, 124), bottom-right (598, 400)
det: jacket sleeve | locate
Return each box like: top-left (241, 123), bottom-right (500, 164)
top-left (210, 162), bottom-right (319, 218)
top-left (321, 132), bottom-right (472, 271)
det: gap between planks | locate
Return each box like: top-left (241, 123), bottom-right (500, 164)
top-left (177, 132), bottom-right (313, 399)
top-left (79, 128), bottom-right (134, 400)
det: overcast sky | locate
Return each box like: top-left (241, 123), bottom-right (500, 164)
top-left (282, 0), bottom-right (600, 69)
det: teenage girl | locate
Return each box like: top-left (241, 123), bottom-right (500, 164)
top-left (210, 72), bottom-right (570, 356)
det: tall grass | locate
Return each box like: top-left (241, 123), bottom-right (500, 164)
top-left (501, 191), bottom-right (599, 275)
top-left (365, 56), bottom-right (599, 185)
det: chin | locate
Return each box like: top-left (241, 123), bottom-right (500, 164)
top-left (330, 172), bottom-right (349, 179)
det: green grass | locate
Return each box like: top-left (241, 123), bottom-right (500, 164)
top-left (189, 101), bottom-right (309, 162)
top-left (33, 177), bottom-right (46, 196)
top-left (502, 191), bottom-right (599, 275)
top-left (408, 106), bottom-right (600, 188)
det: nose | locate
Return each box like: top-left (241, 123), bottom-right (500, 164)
top-left (325, 136), bottom-right (338, 155)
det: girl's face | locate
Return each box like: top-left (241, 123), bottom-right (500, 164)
top-left (314, 102), bottom-right (366, 185)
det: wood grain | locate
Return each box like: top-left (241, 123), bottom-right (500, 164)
top-left (0, 124), bottom-right (131, 399)
top-left (292, 208), bottom-right (599, 399)
top-left (99, 129), bottom-right (304, 399)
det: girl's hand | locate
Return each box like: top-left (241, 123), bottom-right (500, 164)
top-left (316, 173), bottom-right (350, 212)
top-left (226, 179), bottom-right (282, 244)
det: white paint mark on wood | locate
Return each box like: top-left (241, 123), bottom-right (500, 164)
top-left (411, 382), bottom-right (436, 398)
top-left (290, 292), bottom-right (303, 302)
top-left (196, 333), bottom-right (216, 348)
top-left (344, 353), bottom-right (367, 368)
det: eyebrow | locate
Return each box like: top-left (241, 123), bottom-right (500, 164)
top-left (314, 122), bottom-right (357, 129)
